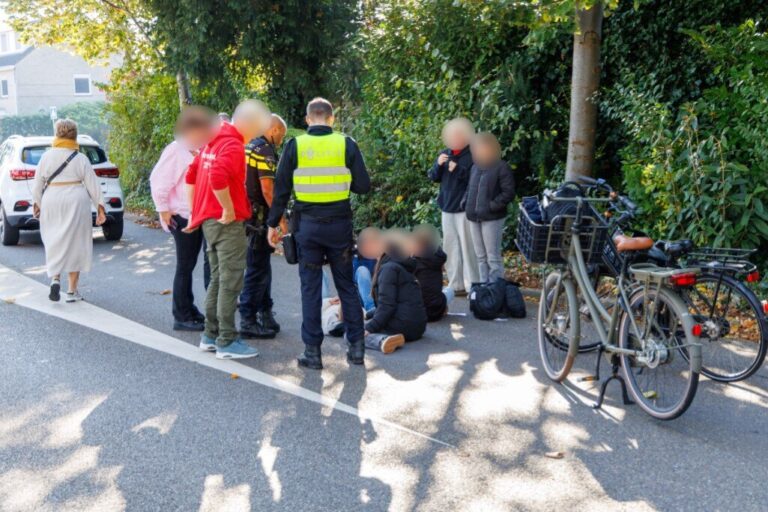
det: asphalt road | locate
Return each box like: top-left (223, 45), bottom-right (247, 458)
top-left (0, 217), bottom-right (766, 512)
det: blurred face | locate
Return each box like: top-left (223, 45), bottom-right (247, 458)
top-left (179, 124), bottom-right (215, 151)
top-left (471, 142), bottom-right (499, 168)
top-left (358, 234), bottom-right (384, 260)
top-left (442, 124), bottom-right (470, 151)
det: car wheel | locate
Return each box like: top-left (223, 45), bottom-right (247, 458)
top-left (1, 208), bottom-right (20, 246)
top-left (102, 218), bottom-right (123, 241)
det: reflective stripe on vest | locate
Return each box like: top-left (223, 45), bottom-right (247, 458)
top-left (294, 133), bottom-right (351, 203)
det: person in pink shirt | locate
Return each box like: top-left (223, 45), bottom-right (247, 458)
top-left (150, 106), bottom-right (217, 331)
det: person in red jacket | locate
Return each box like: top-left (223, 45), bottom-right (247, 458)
top-left (185, 99), bottom-right (271, 360)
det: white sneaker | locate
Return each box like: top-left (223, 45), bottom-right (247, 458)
top-left (65, 291), bottom-right (84, 303)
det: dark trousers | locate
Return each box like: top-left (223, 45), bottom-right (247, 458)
top-left (170, 215), bottom-right (210, 322)
top-left (239, 231), bottom-right (273, 319)
top-left (295, 216), bottom-right (364, 346)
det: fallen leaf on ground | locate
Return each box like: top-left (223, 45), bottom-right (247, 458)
top-left (230, 373), bottom-right (239, 380)
top-left (544, 451), bottom-right (564, 459)
top-left (3, 297), bottom-right (16, 304)
top-left (160, 289), bottom-right (171, 295)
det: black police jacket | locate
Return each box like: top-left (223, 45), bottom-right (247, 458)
top-left (267, 125), bottom-right (371, 227)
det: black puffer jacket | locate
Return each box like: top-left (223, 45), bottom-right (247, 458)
top-left (366, 252), bottom-right (427, 341)
top-left (413, 247), bottom-right (448, 322)
top-left (463, 160), bottom-right (515, 222)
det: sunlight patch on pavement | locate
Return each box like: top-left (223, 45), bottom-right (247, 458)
top-left (257, 436), bottom-right (282, 502)
top-left (44, 394), bottom-right (109, 448)
top-left (198, 475), bottom-right (250, 512)
top-left (131, 411), bottom-right (178, 435)
top-left (0, 263), bottom-right (454, 449)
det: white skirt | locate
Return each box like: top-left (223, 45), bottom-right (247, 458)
top-left (40, 185), bottom-right (94, 277)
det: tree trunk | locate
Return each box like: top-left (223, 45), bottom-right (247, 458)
top-left (564, 3), bottom-right (604, 181)
top-left (176, 70), bottom-right (192, 108)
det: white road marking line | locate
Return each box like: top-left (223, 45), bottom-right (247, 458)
top-left (0, 264), bottom-right (454, 448)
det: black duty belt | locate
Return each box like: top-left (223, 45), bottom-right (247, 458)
top-left (300, 213), bottom-right (352, 224)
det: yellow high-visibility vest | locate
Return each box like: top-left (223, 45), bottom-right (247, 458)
top-left (294, 133), bottom-right (351, 203)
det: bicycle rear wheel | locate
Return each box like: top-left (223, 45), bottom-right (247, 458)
top-left (538, 271), bottom-right (579, 382)
top-left (618, 287), bottom-right (700, 420)
top-left (685, 273), bottom-right (768, 382)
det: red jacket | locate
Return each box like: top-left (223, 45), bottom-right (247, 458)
top-left (185, 123), bottom-right (251, 230)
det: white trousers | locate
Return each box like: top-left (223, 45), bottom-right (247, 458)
top-left (442, 211), bottom-right (479, 292)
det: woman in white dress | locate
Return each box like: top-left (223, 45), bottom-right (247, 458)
top-left (32, 119), bottom-right (106, 302)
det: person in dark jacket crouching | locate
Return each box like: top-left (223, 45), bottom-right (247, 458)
top-left (359, 230), bottom-right (427, 354)
top-left (462, 132), bottom-right (516, 283)
top-left (411, 225), bottom-right (454, 321)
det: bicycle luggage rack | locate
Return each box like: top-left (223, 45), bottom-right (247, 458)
top-left (684, 247), bottom-right (758, 275)
top-left (629, 263), bottom-right (701, 285)
top-left (515, 204), bottom-right (609, 265)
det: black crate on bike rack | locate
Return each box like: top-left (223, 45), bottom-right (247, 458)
top-left (515, 204), bottom-right (609, 265)
top-left (601, 226), bottom-right (623, 277)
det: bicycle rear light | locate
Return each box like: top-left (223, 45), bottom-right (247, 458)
top-left (669, 272), bottom-right (697, 287)
top-left (746, 271), bottom-right (760, 283)
top-left (762, 300), bottom-right (768, 315)
top-left (691, 324), bottom-right (703, 337)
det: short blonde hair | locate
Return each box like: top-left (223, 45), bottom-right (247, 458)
top-left (55, 119), bottom-right (78, 140)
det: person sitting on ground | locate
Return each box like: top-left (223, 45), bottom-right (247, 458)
top-left (462, 132), bottom-right (515, 284)
top-left (359, 229), bottom-right (428, 354)
top-left (411, 225), bottom-right (454, 321)
top-left (354, 227), bottom-right (381, 316)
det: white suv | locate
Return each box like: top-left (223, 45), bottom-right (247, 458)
top-left (0, 134), bottom-right (125, 246)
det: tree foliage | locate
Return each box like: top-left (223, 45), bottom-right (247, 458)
top-left (619, 21), bottom-right (768, 252)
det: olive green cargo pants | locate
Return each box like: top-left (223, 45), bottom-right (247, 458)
top-left (202, 220), bottom-right (247, 346)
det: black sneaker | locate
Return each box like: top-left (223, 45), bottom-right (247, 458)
top-left (49, 279), bottom-right (61, 302)
top-left (174, 319), bottom-right (205, 332)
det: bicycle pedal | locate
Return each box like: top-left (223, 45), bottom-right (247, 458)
top-left (580, 375), bottom-right (599, 382)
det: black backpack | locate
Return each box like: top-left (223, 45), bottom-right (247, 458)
top-left (470, 279), bottom-right (527, 320)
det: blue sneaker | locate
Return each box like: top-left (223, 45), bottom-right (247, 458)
top-left (199, 335), bottom-right (217, 352)
top-left (216, 339), bottom-right (259, 360)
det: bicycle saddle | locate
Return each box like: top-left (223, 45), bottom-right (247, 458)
top-left (613, 234), bottom-right (654, 253)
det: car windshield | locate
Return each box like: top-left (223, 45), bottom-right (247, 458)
top-left (21, 145), bottom-right (108, 166)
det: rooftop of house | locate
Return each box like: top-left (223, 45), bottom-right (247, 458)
top-left (0, 46), bottom-right (33, 68)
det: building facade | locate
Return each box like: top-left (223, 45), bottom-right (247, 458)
top-left (0, 23), bottom-right (112, 117)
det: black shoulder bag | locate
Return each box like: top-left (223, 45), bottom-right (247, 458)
top-left (41, 150), bottom-right (79, 198)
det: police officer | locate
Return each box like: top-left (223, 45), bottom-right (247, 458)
top-left (239, 114), bottom-right (287, 339)
top-left (267, 97), bottom-right (371, 370)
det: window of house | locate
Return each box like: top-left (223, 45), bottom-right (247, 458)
top-left (1, 80), bottom-right (8, 98)
top-left (74, 75), bottom-right (91, 95)
top-left (0, 34), bottom-right (8, 54)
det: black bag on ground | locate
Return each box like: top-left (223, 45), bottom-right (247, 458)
top-left (470, 279), bottom-right (527, 320)
top-left (504, 281), bottom-right (526, 318)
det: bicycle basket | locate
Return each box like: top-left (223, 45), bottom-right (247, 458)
top-left (601, 225), bottom-right (623, 277)
top-left (515, 202), bottom-right (609, 265)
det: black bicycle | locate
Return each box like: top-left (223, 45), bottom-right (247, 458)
top-left (581, 177), bottom-right (768, 383)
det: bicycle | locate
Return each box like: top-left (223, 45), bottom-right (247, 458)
top-left (583, 177), bottom-right (768, 383)
top-left (516, 183), bottom-right (703, 420)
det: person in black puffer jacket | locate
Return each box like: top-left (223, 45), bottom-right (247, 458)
top-left (360, 231), bottom-right (428, 354)
top-left (462, 132), bottom-right (515, 283)
top-left (411, 225), bottom-right (454, 321)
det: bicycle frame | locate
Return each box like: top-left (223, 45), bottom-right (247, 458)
top-left (544, 197), bottom-right (700, 360)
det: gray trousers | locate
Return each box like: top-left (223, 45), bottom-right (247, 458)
top-left (469, 218), bottom-right (505, 283)
top-left (442, 211), bottom-right (479, 292)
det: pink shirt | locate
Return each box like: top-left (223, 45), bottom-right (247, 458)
top-left (149, 140), bottom-right (195, 231)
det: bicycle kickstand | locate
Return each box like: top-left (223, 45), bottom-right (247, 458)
top-left (593, 354), bottom-right (635, 409)
top-left (580, 345), bottom-right (604, 383)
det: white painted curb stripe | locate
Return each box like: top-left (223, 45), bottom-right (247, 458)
top-left (0, 264), bottom-right (454, 448)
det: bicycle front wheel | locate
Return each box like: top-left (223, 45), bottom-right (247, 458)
top-left (538, 271), bottom-right (580, 382)
top-left (686, 273), bottom-right (768, 382)
top-left (618, 287), bottom-right (700, 420)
